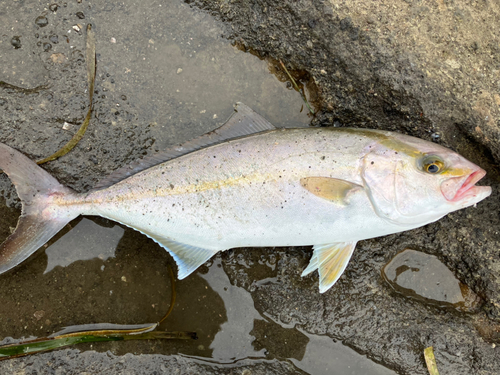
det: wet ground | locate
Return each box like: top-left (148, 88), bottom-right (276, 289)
top-left (0, 0), bottom-right (499, 374)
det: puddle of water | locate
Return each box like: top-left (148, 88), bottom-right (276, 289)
top-left (0, 217), bottom-right (397, 374)
top-left (199, 260), bottom-right (266, 362)
top-left (44, 218), bottom-right (124, 273)
top-left (382, 248), bottom-right (481, 312)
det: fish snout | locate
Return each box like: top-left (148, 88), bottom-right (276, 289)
top-left (441, 168), bottom-right (491, 204)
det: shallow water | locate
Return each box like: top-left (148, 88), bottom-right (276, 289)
top-left (19, 218), bottom-right (395, 374)
top-left (0, 0), bottom-right (397, 373)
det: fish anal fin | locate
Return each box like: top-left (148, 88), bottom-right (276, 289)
top-left (159, 239), bottom-right (220, 280)
top-left (300, 177), bottom-right (361, 205)
top-left (93, 103), bottom-right (276, 190)
top-left (301, 242), bottom-right (357, 293)
top-left (129, 227), bottom-right (219, 279)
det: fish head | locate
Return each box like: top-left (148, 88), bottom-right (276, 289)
top-left (361, 131), bottom-right (492, 226)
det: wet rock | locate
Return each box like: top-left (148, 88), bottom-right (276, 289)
top-left (49, 34), bottom-right (59, 44)
top-left (382, 248), bottom-right (481, 312)
top-left (10, 36), bottom-right (21, 49)
top-left (475, 318), bottom-right (500, 343)
top-left (251, 319), bottom-right (308, 361)
top-left (35, 15), bottom-right (48, 27)
top-left (188, 1), bottom-right (500, 373)
top-left (188, 0), bottom-right (500, 163)
top-left (0, 349), bottom-right (304, 374)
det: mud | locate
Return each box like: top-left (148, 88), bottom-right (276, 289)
top-left (0, 0), bottom-right (499, 374)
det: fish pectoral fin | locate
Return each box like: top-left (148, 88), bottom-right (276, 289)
top-left (301, 242), bottom-right (357, 293)
top-left (136, 229), bottom-right (219, 280)
top-left (300, 177), bottom-right (362, 205)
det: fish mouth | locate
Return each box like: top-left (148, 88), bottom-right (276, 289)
top-left (442, 169), bottom-right (491, 203)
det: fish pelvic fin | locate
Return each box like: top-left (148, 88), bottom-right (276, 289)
top-left (301, 242), bottom-right (357, 293)
top-left (0, 143), bottom-right (78, 274)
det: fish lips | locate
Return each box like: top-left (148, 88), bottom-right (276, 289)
top-left (441, 169), bottom-right (491, 205)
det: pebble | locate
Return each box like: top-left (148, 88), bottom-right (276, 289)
top-left (49, 4), bottom-right (58, 12)
top-left (431, 132), bottom-right (441, 141)
top-left (33, 310), bottom-right (45, 321)
top-left (177, 68), bottom-right (183, 74)
top-left (50, 53), bottom-right (66, 63)
top-left (35, 15), bottom-right (49, 28)
top-left (11, 36), bottom-right (21, 49)
top-left (76, 11), bottom-right (85, 19)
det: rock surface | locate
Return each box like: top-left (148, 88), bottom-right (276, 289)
top-left (189, 0), bottom-right (500, 160)
top-left (186, 0), bottom-right (500, 373)
top-left (0, 0), bottom-right (499, 374)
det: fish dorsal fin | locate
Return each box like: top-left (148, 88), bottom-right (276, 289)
top-left (300, 177), bottom-right (362, 205)
top-left (301, 242), bottom-right (357, 293)
top-left (92, 102), bottom-right (276, 190)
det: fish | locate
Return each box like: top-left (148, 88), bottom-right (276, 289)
top-left (0, 103), bottom-right (492, 292)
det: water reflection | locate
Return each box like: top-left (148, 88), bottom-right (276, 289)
top-left (44, 218), bottom-right (124, 273)
top-left (382, 248), bottom-right (481, 312)
top-left (0, 209), bottom-right (398, 374)
top-left (290, 330), bottom-right (396, 375)
top-left (200, 257), bottom-right (396, 374)
top-left (200, 259), bottom-right (266, 362)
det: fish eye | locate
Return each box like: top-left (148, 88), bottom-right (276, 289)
top-left (426, 163), bottom-right (440, 174)
top-left (420, 155), bottom-right (445, 174)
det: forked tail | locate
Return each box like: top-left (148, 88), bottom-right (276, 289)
top-left (0, 143), bottom-right (79, 274)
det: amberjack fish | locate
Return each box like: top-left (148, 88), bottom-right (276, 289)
top-left (0, 104), bottom-right (491, 292)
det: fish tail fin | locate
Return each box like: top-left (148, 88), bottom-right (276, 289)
top-left (0, 143), bottom-right (79, 274)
